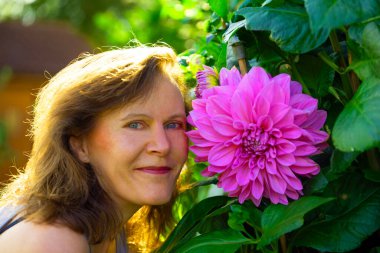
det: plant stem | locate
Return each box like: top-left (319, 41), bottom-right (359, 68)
top-left (280, 236), bottom-right (287, 253)
top-left (347, 49), bottom-right (360, 93)
top-left (329, 30), bottom-right (353, 98)
top-left (290, 61), bottom-right (311, 95)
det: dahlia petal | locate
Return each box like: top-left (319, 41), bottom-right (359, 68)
top-left (186, 130), bottom-right (216, 147)
top-left (192, 99), bottom-right (207, 112)
top-left (301, 110), bottom-right (327, 129)
top-left (260, 81), bottom-right (285, 105)
top-left (209, 143), bottom-right (236, 166)
top-left (231, 86), bottom-right (254, 122)
top-left (219, 175), bottom-right (239, 192)
top-left (276, 153), bottom-right (296, 166)
top-left (266, 158), bottom-right (277, 174)
top-left (290, 81), bottom-right (302, 95)
top-left (208, 165), bottom-right (227, 173)
top-left (187, 114), bottom-right (195, 126)
top-left (246, 67), bottom-right (270, 96)
top-left (307, 129), bottom-right (329, 144)
top-left (269, 103), bottom-right (291, 125)
top-left (269, 191), bottom-right (280, 204)
top-left (276, 139), bottom-right (297, 154)
top-left (268, 174), bottom-right (287, 194)
top-left (189, 146), bottom-right (210, 157)
top-left (293, 143), bottom-right (318, 156)
top-left (251, 177), bottom-right (264, 199)
top-left (195, 116), bottom-right (229, 142)
top-left (238, 185), bottom-right (251, 203)
top-left (278, 166), bottom-right (303, 190)
top-left (211, 115), bottom-right (239, 136)
top-left (290, 94), bottom-right (318, 113)
top-left (291, 164), bottom-right (320, 175)
top-left (254, 95), bottom-right (270, 117)
top-left (281, 125), bottom-right (302, 139)
top-left (236, 166), bottom-right (251, 186)
top-left (206, 95), bottom-right (231, 115)
top-left (220, 67), bottom-right (241, 87)
top-left (201, 169), bottom-right (217, 177)
top-left (294, 157), bottom-right (317, 167)
top-left (286, 189), bottom-right (301, 200)
top-left (257, 116), bottom-right (273, 132)
top-left (273, 109), bottom-right (294, 129)
top-left (270, 73), bottom-right (291, 104)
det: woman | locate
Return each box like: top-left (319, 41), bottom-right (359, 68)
top-left (0, 45), bottom-right (189, 253)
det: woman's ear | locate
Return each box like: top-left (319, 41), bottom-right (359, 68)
top-left (69, 136), bottom-right (90, 163)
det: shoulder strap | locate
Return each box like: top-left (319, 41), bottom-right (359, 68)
top-left (0, 217), bottom-right (25, 235)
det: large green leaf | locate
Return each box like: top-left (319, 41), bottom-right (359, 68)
top-left (327, 150), bottom-right (360, 180)
top-left (208, 0), bottom-right (228, 19)
top-left (292, 173), bottom-right (380, 252)
top-left (296, 54), bottom-right (335, 98)
top-left (305, 0), bottom-right (380, 32)
top-left (332, 77), bottom-right (380, 152)
top-left (349, 22), bottom-right (380, 80)
top-left (236, 5), bottom-right (329, 53)
top-left (157, 196), bottom-right (231, 253)
top-left (173, 229), bottom-right (251, 253)
top-left (258, 196), bottom-right (334, 248)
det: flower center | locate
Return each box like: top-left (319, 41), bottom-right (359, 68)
top-left (242, 128), bottom-right (268, 155)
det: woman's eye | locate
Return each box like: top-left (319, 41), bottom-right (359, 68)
top-left (165, 122), bottom-right (184, 130)
top-left (127, 122), bottom-right (144, 129)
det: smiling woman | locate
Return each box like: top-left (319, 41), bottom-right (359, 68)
top-left (0, 45), bottom-right (189, 253)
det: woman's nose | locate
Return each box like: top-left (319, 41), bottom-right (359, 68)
top-left (146, 126), bottom-right (170, 156)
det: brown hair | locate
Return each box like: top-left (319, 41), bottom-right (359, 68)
top-left (0, 45), bottom-right (187, 250)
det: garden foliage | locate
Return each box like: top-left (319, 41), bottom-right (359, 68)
top-left (158, 0), bottom-right (380, 252)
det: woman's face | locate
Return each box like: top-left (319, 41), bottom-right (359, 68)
top-left (71, 75), bottom-right (188, 215)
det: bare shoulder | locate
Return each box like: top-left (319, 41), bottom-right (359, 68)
top-left (0, 219), bottom-right (89, 253)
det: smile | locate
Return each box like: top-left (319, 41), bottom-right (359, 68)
top-left (135, 166), bottom-right (173, 175)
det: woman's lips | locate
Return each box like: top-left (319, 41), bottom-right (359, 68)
top-left (135, 166), bottom-right (172, 175)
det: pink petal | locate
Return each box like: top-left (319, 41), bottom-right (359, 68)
top-left (209, 143), bottom-right (236, 166)
top-left (219, 175), bottom-right (238, 192)
top-left (270, 73), bottom-right (291, 104)
top-left (290, 81), bottom-right (302, 95)
top-left (206, 95), bottom-right (231, 115)
top-left (254, 95), bottom-right (270, 117)
top-left (301, 110), bottom-right (327, 129)
top-left (276, 153), bottom-right (296, 166)
top-left (238, 185), bottom-right (251, 203)
top-left (268, 173), bottom-right (287, 194)
top-left (211, 115), bottom-right (239, 136)
top-left (186, 130), bottom-right (215, 147)
top-left (257, 116), bottom-right (273, 131)
top-left (201, 168), bottom-right (217, 177)
top-left (194, 116), bottom-right (229, 142)
top-left (220, 67), bottom-right (242, 87)
top-left (236, 165), bottom-right (251, 186)
top-left (281, 125), bottom-right (302, 139)
top-left (231, 83), bottom-right (255, 123)
top-left (269, 103), bottom-right (291, 125)
top-left (276, 139), bottom-right (297, 154)
top-left (189, 146), bottom-right (210, 157)
top-left (208, 165), bottom-right (227, 173)
top-left (266, 158), bottom-right (277, 174)
top-left (251, 176), bottom-right (264, 199)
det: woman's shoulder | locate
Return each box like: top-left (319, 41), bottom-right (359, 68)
top-left (0, 219), bottom-right (90, 253)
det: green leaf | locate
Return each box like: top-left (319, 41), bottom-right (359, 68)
top-left (222, 20), bottom-right (246, 43)
top-left (295, 54), bottom-right (335, 97)
top-left (158, 196), bottom-right (231, 253)
top-left (305, 0), bottom-right (380, 32)
top-left (349, 22), bottom-right (380, 80)
top-left (327, 149), bottom-right (360, 180)
top-left (236, 5), bottom-right (329, 53)
top-left (258, 196), bottom-right (334, 248)
top-left (332, 77), bottom-right (380, 152)
top-left (303, 172), bottom-right (329, 195)
top-left (228, 202), bottom-right (262, 233)
top-left (208, 0), bottom-right (228, 19)
top-left (173, 229), bottom-right (251, 253)
top-left (292, 173), bottom-right (380, 252)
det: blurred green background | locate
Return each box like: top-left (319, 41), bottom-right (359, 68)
top-left (0, 0), bottom-right (211, 182)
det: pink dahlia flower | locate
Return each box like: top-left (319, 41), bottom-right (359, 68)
top-left (187, 66), bottom-right (329, 206)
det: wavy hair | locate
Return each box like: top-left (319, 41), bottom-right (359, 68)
top-left (0, 45), bottom-right (187, 251)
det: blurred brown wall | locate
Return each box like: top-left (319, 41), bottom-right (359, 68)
top-left (0, 21), bottom-right (91, 184)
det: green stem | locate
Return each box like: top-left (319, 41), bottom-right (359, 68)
top-left (329, 30), bottom-right (353, 98)
top-left (290, 61), bottom-right (311, 95)
top-left (318, 51), bottom-right (343, 74)
top-left (359, 15), bottom-right (380, 25)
